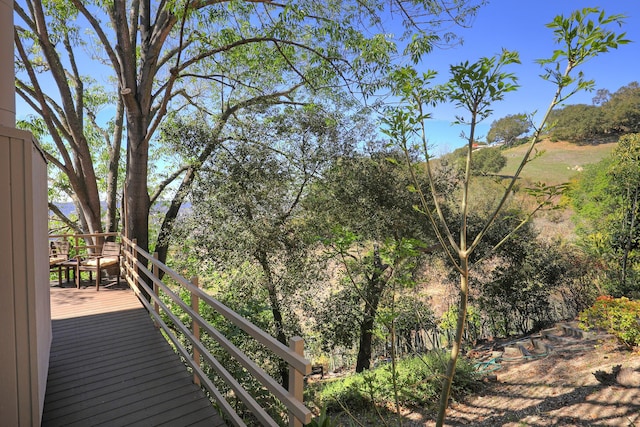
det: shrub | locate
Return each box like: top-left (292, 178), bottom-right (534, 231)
top-left (312, 351), bottom-right (480, 413)
top-left (579, 296), bottom-right (640, 348)
top-left (313, 375), bottom-right (372, 413)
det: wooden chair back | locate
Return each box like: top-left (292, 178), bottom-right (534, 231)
top-left (101, 241), bottom-right (121, 257)
top-left (76, 241), bottom-right (122, 290)
top-left (51, 240), bottom-right (70, 258)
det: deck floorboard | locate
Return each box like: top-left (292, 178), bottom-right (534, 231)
top-left (43, 281), bottom-right (227, 427)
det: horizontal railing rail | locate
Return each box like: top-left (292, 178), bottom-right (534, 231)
top-left (119, 236), bottom-right (312, 427)
top-left (49, 232), bottom-right (119, 257)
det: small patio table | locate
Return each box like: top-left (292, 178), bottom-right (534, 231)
top-left (57, 259), bottom-right (77, 285)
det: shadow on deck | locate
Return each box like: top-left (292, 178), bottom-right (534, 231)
top-left (43, 282), bottom-right (227, 426)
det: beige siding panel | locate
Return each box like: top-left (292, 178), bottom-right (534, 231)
top-left (31, 138), bottom-right (51, 419)
top-left (0, 127), bottom-right (50, 425)
top-left (0, 130), bottom-right (19, 425)
top-left (11, 127), bottom-right (33, 425)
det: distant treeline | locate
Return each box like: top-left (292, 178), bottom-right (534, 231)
top-left (545, 81), bottom-right (640, 143)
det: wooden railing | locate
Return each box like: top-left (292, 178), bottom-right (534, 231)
top-left (49, 232), bottom-right (119, 258)
top-left (119, 235), bottom-right (312, 427)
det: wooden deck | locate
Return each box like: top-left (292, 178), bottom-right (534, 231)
top-left (43, 280), bottom-right (227, 427)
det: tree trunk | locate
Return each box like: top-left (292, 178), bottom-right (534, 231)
top-left (154, 167), bottom-right (195, 269)
top-left (355, 249), bottom-right (386, 373)
top-left (14, 2), bottom-right (105, 238)
top-left (256, 249), bottom-right (289, 387)
top-left (106, 102), bottom-right (124, 234)
top-left (123, 116), bottom-right (152, 301)
top-left (69, 161), bottom-right (103, 236)
top-left (436, 257), bottom-right (469, 427)
top-left (355, 281), bottom-right (384, 372)
top-left (106, 162), bottom-right (120, 234)
top-left (124, 121), bottom-right (151, 252)
top-left (355, 312), bottom-right (376, 372)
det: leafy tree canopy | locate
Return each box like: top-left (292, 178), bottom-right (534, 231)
top-left (15, 0), bottom-right (484, 253)
top-left (309, 150), bottom-right (435, 372)
top-left (544, 82), bottom-right (639, 143)
top-left (570, 133), bottom-right (640, 296)
top-left (601, 82), bottom-right (640, 134)
top-left (546, 104), bottom-right (604, 143)
top-left (486, 113), bottom-right (531, 146)
top-left (444, 145), bottom-right (507, 176)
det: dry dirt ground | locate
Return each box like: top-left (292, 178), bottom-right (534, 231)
top-left (317, 322), bottom-right (640, 426)
top-left (410, 323), bottom-right (640, 427)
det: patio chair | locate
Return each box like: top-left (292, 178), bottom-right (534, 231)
top-left (76, 241), bottom-right (121, 290)
top-left (49, 240), bottom-right (70, 286)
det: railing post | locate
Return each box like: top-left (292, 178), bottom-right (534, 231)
top-left (288, 336), bottom-right (305, 427)
top-left (74, 235), bottom-right (81, 286)
top-left (127, 239), bottom-right (132, 282)
top-left (132, 238), bottom-right (138, 291)
top-left (153, 252), bottom-right (160, 319)
top-left (149, 252), bottom-right (161, 329)
top-left (122, 238), bottom-right (129, 282)
top-left (191, 276), bottom-right (201, 386)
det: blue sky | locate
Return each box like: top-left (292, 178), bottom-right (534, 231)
top-left (14, 1), bottom-right (638, 157)
top-left (406, 0), bottom-right (639, 155)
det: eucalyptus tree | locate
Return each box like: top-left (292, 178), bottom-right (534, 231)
top-left (383, 8), bottom-right (629, 425)
top-left (14, 0), bottom-right (482, 254)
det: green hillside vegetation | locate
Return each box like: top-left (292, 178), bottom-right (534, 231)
top-left (499, 139), bottom-right (617, 185)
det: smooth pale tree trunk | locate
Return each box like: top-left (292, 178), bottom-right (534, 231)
top-left (14, 1), bottom-right (105, 240)
top-left (105, 103), bottom-right (124, 234)
top-left (436, 257), bottom-right (469, 427)
top-left (70, 141), bottom-right (104, 236)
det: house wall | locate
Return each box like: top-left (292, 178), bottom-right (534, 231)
top-left (0, 0), bottom-right (14, 127)
top-left (0, 126), bottom-right (50, 426)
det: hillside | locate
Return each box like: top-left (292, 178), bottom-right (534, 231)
top-left (499, 139), bottom-right (617, 185)
top-left (427, 323), bottom-right (640, 426)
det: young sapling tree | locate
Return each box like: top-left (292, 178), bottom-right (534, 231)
top-left (383, 8), bottom-right (629, 426)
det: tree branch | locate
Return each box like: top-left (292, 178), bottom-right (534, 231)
top-left (62, 31), bottom-right (83, 126)
top-left (14, 36), bottom-right (76, 166)
top-left (49, 202), bottom-right (82, 234)
top-left (149, 164), bottom-right (192, 205)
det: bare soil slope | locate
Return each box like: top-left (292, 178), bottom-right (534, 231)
top-left (422, 323), bottom-right (640, 426)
